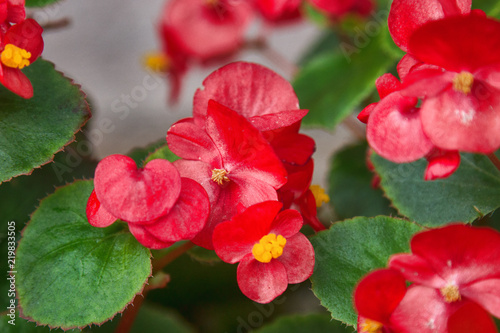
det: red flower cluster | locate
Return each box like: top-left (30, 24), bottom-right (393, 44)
top-left (151, 0), bottom-right (375, 102)
top-left (354, 224), bottom-right (500, 333)
top-left (360, 0), bottom-right (500, 180)
top-left (0, 0), bottom-right (43, 98)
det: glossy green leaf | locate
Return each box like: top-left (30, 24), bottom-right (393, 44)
top-left (329, 142), bottom-right (396, 219)
top-left (294, 27), bottom-right (396, 130)
top-left (310, 216), bottom-right (422, 326)
top-left (254, 314), bottom-right (354, 333)
top-left (372, 153), bottom-right (500, 225)
top-left (145, 144), bottom-right (180, 164)
top-left (25, 0), bottom-right (60, 7)
top-left (0, 59), bottom-right (90, 183)
top-left (16, 180), bottom-right (151, 330)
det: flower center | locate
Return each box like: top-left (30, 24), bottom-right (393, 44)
top-left (143, 52), bottom-right (170, 73)
top-left (310, 185), bottom-right (330, 208)
top-left (252, 234), bottom-right (286, 263)
top-left (452, 71), bottom-right (474, 94)
top-left (211, 168), bottom-right (230, 185)
top-left (440, 284), bottom-right (461, 303)
top-left (1, 44), bottom-right (31, 69)
top-left (360, 318), bottom-right (383, 333)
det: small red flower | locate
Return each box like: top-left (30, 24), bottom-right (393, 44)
top-left (86, 155), bottom-right (209, 249)
top-left (389, 224), bottom-right (500, 327)
top-left (254, 0), bottom-right (302, 24)
top-left (167, 100), bottom-right (287, 249)
top-left (0, 18), bottom-right (43, 98)
top-left (212, 201), bottom-right (314, 303)
top-left (309, 0), bottom-right (374, 18)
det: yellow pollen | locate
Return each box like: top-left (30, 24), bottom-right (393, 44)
top-left (310, 184), bottom-right (330, 208)
top-left (360, 318), bottom-right (384, 333)
top-left (440, 284), bottom-right (461, 303)
top-left (453, 71), bottom-right (474, 94)
top-left (252, 234), bottom-right (286, 263)
top-left (211, 168), bottom-right (230, 185)
top-left (1, 44), bottom-right (31, 69)
top-left (143, 52), bottom-right (170, 73)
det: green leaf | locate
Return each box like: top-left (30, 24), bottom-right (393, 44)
top-left (145, 144), bottom-right (180, 164)
top-left (372, 153), bottom-right (500, 225)
top-left (254, 313), bottom-right (354, 333)
top-left (473, 0), bottom-right (500, 19)
top-left (329, 142), bottom-right (396, 219)
top-left (310, 216), bottom-right (422, 326)
top-left (25, 0), bottom-right (60, 7)
top-left (0, 59), bottom-right (90, 183)
top-left (16, 180), bottom-right (151, 330)
top-left (127, 139), bottom-right (166, 166)
top-left (293, 27), bottom-right (396, 130)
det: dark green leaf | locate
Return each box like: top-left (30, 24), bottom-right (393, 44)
top-left (329, 142), bottom-right (396, 219)
top-left (0, 59), bottom-right (90, 183)
top-left (16, 180), bottom-right (151, 329)
top-left (145, 144), bottom-right (180, 164)
top-left (372, 153), bottom-right (500, 225)
top-left (254, 313), bottom-right (354, 333)
top-left (310, 216), bottom-right (422, 326)
top-left (294, 27), bottom-right (396, 130)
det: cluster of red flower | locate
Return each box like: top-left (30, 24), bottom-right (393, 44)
top-left (0, 0), bottom-right (43, 98)
top-left (152, 0), bottom-right (374, 102)
top-left (354, 224), bottom-right (500, 333)
top-left (359, 0), bottom-right (500, 180)
top-left (87, 62), bottom-right (317, 303)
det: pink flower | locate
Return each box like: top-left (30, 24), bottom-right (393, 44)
top-left (388, 224), bottom-right (500, 331)
top-left (167, 100), bottom-right (287, 249)
top-left (0, 18), bottom-right (43, 98)
top-left (212, 201), bottom-right (314, 303)
top-left (86, 155), bottom-right (209, 249)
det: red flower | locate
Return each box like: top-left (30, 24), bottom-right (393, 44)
top-left (388, 0), bottom-right (471, 52)
top-left (400, 15), bottom-right (500, 153)
top-left (354, 268), bottom-right (407, 333)
top-left (0, 18), bottom-right (43, 98)
top-left (308, 0), bottom-right (374, 18)
top-left (388, 224), bottom-right (500, 329)
top-left (212, 201), bottom-right (314, 303)
top-left (254, 0), bottom-right (302, 24)
top-left (167, 100), bottom-right (287, 249)
top-left (0, 0), bottom-right (25, 27)
top-left (86, 155), bottom-right (209, 249)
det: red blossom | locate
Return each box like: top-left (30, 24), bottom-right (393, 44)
top-left (0, 18), bottom-right (43, 98)
top-left (87, 155), bottom-right (210, 249)
top-left (254, 0), bottom-right (302, 24)
top-left (309, 0), bottom-right (374, 18)
top-left (212, 201), bottom-right (314, 303)
top-left (167, 100), bottom-right (287, 249)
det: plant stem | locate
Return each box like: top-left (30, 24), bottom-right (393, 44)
top-left (114, 241), bottom-right (195, 333)
top-left (487, 153), bottom-right (500, 172)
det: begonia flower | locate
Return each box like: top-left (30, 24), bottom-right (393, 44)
top-left (388, 0), bottom-right (471, 52)
top-left (0, 0), bottom-right (25, 28)
top-left (309, 0), bottom-right (374, 18)
top-left (389, 224), bottom-right (500, 327)
top-left (354, 268), bottom-right (407, 333)
top-left (167, 100), bottom-right (287, 249)
top-left (86, 154), bottom-right (210, 249)
top-left (212, 201), bottom-right (314, 303)
top-left (0, 18), bottom-right (43, 98)
top-left (254, 0), bottom-right (302, 24)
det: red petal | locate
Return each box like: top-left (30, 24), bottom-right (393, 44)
top-left (376, 73), bottom-right (401, 99)
top-left (409, 15), bottom-right (500, 73)
top-left (266, 129), bottom-right (315, 166)
top-left (248, 109), bottom-right (308, 132)
top-left (278, 159), bottom-right (314, 202)
top-left (86, 189), bottom-right (116, 228)
top-left (193, 62), bottom-right (299, 122)
top-left (142, 178), bottom-right (209, 243)
top-left (212, 201), bottom-right (283, 263)
top-left (255, 0), bottom-right (302, 23)
top-left (237, 256), bottom-right (288, 303)
top-left (447, 301), bottom-right (498, 333)
top-left (388, 0), bottom-right (470, 52)
top-left (5, 18), bottom-right (44, 60)
top-left (358, 103), bottom-right (376, 124)
top-left (400, 68), bottom-right (452, 98)
top-left (366, 92), bottom-right (433, 163)
top-left (389, 253), bottom-right (446, 288)
top-left (354, 269), bottom-right (407, 325)
top-left (424, 149), bottom-right (460, 180)
top-left (270, 209), bottom-right (303, 238)
top-left (94, 155), bottom-right (182, 223)
top-left (128, 223), bottom-right (174, 249)
top-left (0, 66), bottom-right (32, 98)
top-left (460, 278), bottom-right (500, 318)
top-left (397, 54), bottom-right (421, 81)
top-left (6, 0), bottom-right (25, 24)
top-left (276, 233), bottom-right (314, 284)
top-left (309, 0), bottom-right (356, 16)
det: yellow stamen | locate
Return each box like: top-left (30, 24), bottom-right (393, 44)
top-left (453, 71), bottom-right (474, 94)
top-left (252, 234), bottom-right (286, 263)
top-left (310, 185), bottom-right (330, 208)
top-left (440, 284), bottom-right (461, 303)
top-left (211, 168), bottom-right (230, 185)
top-left (143, 52), bottom-right (170, 73)
top-left (1, 44), bottom-right (31, 69)
top-left (360, 318), bottom-right (384, 333)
